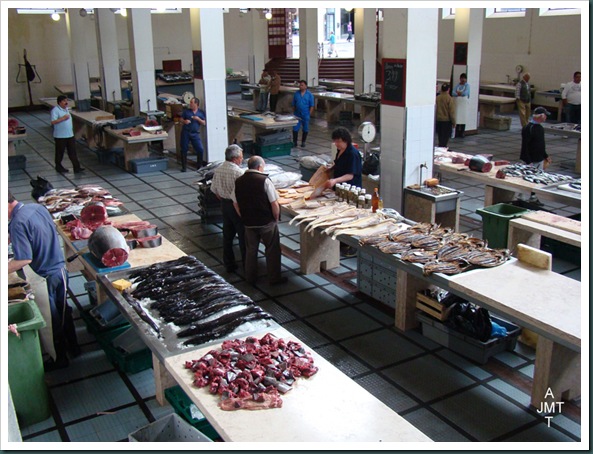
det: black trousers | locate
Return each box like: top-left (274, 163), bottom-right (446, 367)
top-left (269, 94), bottom-right (279, 113)
top-left (221, 199), bottom-right (246, 269)
top-left (455, 124), bottom-right (466, 138)
top-left (54, 136), bottom-right (81, 170)
top-left (436, 121), bottom-right (452, 147)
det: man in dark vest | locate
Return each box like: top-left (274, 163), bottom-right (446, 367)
top-left (232, 156), bottom-right (287, 286)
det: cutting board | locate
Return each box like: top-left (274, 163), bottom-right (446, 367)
top-left (82, 252), bottom-right (131, 274)
top-left (521, 211), bottom-right (581, 235)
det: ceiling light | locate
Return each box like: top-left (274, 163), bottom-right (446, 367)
top-left (120, 8), bottom-right (127, 17)
top-left (79, 8), bottom-right (87, 17)
top-left (51, 11), bottom-right (60, 21)
top-left (265, 10), bottom-right (272, 20)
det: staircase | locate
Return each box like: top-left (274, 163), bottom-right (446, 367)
top-left (265, 58), bottom-right (355, 85)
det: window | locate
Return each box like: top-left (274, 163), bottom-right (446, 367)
top-left (539, 7), bottom-right (581, 16)
top-left (442, 8), bottom-right (455, 19)
top-left (485, 8), bottom-right (526, 18)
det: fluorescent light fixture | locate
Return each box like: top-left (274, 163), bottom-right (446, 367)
top-left (17, 8), bottom-right (65, 15)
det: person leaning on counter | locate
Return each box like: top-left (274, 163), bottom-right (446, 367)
top-left (323, 127), bottom-right (363, 190)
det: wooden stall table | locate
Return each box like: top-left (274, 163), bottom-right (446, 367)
top-left (434, 161), bottom-right (581, 208)
top-left (8, 132), bottom-right (27, 156)
top-left (103, 127), bottom-right (168, 171)
top-left (227, 108), bottom-right (298, 145)
top-left (165, 325), bottom-right (432, 443)
top-left (57, 213), bottom-right (185, 302)
top-left (477, 94), bottom-right (516, 127)
top-left (318, 78), bottom-right (354, 91)
top-left (39, 97), bottom-right (115, 149)
top-left (507, 211), bottom-right (581, 253)
top-left (391, 246), bottom-right (581, 409)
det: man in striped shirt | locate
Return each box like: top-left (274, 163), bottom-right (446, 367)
top-left (210, 144), bottom-right (246, 272)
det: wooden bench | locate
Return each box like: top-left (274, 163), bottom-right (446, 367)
top-left (478, 94), bottom-right (516, 127)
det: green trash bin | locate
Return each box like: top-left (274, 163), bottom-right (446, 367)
top-left (476, 203), bottom-right (530, 249)
top-left (8, 300), bottom-right (51, 427)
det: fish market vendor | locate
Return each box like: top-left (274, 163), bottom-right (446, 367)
top-left (323, 127), bottom-right (363, 189)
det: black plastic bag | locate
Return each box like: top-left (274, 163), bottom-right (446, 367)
top-left (30, 176), bottom-right (54, 201)
top-left (362, 152), bottom-right (380, 175)
top-left (445, 302), bottom-right (492, 342)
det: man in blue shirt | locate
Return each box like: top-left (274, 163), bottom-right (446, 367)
top-left (180, 97), bottom-right (206, 172)
top-left (292, 80), bottom-right (315, 148)
top-left (50, 95), bottom-right (84, 173)
top-left (8, 191), bottom-right (80, 370)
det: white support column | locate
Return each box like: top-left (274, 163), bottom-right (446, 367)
top-left (95, 9), bottom-right (122, 106)
top-left (190, 8), bottom-right (228, 163)
top-left (127, 9), bottom-right (157, 115)
top-left (380, 9), bottom-right (439, 212)
top-left (453, 8), bottom-right (483, 134)
top-left (247, 10), bottom-right (268, 84)
top-left (354, 8), bottom-right (378, 94)
top-left (300, 9), bottom-right (319, 86)
top-left (66, 10), bottom-right (92, 101)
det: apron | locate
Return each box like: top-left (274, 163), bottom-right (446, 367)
top-left (23, 265), bottom-right (56, 360)
top-left (454, 96), bottom-right (469, 124)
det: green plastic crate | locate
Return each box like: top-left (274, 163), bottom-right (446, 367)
top-left (164, 385), bottom-right (221, 441)
top-left (96, 325), bottom-right (152, 374)
top-left (80, 304), bottom-right (130, 336)
top-left (254, 141), bottom-right (293, 158)
top-left (476, 203), bottom-right (530, 249)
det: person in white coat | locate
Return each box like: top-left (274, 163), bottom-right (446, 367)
top-left (452, 73), bottom-right (470, 138)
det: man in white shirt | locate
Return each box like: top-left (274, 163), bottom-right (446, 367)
top-left (210, 144), bottom-right (246, 272)
top-left (562, 71), bottom-right (581, 124)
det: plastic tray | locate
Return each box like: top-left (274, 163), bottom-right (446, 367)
top-left (96, 326), bottom-right (152, 374)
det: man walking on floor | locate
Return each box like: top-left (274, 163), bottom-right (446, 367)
top-left (292, 80), bottom-right (315, 148)
top-left (50, 95), bottom-right (84, 173)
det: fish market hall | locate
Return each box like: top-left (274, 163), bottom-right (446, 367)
top-left (5, 5), bottom-right (584, 447)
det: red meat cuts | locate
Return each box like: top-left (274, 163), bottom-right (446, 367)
top-left (80, 202), bottom-right (108, 229)
top-left (87, 225), bottom-right (129, 267)
top-left (184, 333), bottom-right (318, 411)
top-left (111, 220), bottom-right (152, 232)
top-left (135, 234), bottom-right (162, 248)
top-left (130, 224), bottom-right (158, 239)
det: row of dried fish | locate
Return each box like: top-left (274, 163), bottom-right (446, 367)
top-left (289, 201), bottom-right (409, 240)
top-left (126, 256), bottom-right (274, 346)
top-left (500, 164), bottom-right (573, 185)
top-left (360, 222), bottom-right (510, 276)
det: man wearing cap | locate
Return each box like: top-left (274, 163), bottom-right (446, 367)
top-left (520, 106), bottom-right (551, 206)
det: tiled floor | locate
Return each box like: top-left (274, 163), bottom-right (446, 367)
top-left (7, 94), bottom-right (581, 444)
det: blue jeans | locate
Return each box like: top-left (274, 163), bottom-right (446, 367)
top-left (564, 103), bottom-right (580, 124)
top-left (258, 92), bottom-right (269, 112)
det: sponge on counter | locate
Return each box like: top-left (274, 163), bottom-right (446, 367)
top-left (112, 279), bottom-right (132, 292)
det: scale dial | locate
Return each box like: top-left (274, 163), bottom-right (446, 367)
top-left (182, 91), bottom-right (195, 105)
top-left (358, 121), bottom-right (376, 143)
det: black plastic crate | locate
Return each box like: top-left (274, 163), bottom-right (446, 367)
top-left (417, 312), bottom-right (521, 364)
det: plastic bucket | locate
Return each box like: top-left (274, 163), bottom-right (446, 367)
top-left (476, 203), bottom-right (530, 249)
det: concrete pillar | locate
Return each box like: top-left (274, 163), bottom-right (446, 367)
top-left (379, 9), bottom-right (439, 212)
top-left (246, 10), bottom-right (268, 84)
top-left (95, 9), bottom-right (122, 107)
top-left (299, 9), bottom-right (319, 86)
top-left (65, 10), bottom-right (92, 101)
top-left (127, 9), bottom-right (157, 114)
top-left (190, 8), bottom-right (228, 162)
top-left (354, 8), bottom-right (378, 94)
top-left (453, 8), bottom-right (483, 134)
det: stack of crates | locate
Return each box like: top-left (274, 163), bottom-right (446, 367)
top-left (164, 386), bottom-right (221, 440)
top-left (196, 182), bottom-right (221, 223)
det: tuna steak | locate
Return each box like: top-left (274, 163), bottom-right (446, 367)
top-left (88, 225), bottom-right (129, 267)
top-left (80, 201), bottom-right (108, 229)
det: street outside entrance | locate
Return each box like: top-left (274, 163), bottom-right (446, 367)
top-left (291, 33), bottom-right (355, 59)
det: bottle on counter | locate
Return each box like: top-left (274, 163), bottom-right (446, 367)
top-left (378, 197), bottom-right (384, 210)
top-left (364, 194), bottom-right (372, 209)
top-left (371, 187), bottom-right (380, 213)
top-left (357, 195), bottom-right (365, 208)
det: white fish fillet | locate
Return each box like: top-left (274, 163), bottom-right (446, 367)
top-left (304, 207), bottom-right (360, 232)
top-left (323, 212), bottom-right (376, 236)
top-left (332, 220), bottom-right (404, 240)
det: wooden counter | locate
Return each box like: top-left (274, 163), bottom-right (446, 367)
top-left (227, 109), bottom-right (297, 144)
top-left (543, 124), bottom-right (581, 174)
top-left (165, 326), bottom-right (432, 443)
top-left (240, 83), bottom-right (299, 114)
top-left (477, 94), bottom-right (516, 127)
top-left (313, 91), bottom-right (380, 125)
top-left (434, 161), bottom-right (580, 208)
top-left (103, 127), bottom-right (168, 171)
